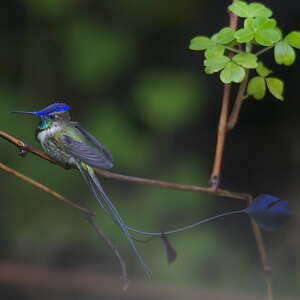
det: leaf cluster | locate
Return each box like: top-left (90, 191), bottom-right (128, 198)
top-left (189, 1), bottom-right (300, 101)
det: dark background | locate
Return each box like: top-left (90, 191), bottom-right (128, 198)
top-left (0, 1), bottom-right (299, 299)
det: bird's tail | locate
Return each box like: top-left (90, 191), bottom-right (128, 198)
top-left (76, 162), bottom-right (151, 276)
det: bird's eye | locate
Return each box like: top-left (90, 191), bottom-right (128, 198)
top-left (49, 114), bottom-right (58, 120)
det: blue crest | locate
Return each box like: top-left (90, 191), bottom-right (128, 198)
top-left (35, 103), bottom-right (70, 116)
top-left (11, 103), bottom-right (70, 117)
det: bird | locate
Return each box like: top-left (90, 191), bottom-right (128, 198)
top-left (11, 102), bottom-right (150, 275)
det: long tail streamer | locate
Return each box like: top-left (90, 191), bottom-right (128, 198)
top-left (76, 162), bottom-right (151, 276)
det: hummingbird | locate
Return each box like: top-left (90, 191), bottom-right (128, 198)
top-left (11, 103), bottom-right (150, 275)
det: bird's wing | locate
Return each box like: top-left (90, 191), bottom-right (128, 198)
top-left (71, 122), bottom-right (113, 163)
top-left (59, 135), bottom-right (113, 169)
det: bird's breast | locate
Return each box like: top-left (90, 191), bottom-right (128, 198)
top-left (36, 125), bottom-right (76, 166)
top-left (36, 124), bottom-right (61, 143)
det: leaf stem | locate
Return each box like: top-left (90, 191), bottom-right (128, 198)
top-left (225, 46), bottom-right (241, 53)
top-left (255, 45), bottom-right (275, 56)
top-left (246, 42), bottom-right (252, 53)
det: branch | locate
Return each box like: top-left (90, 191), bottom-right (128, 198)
top-left (209, 3), bottom-right (239, 188)
top-left (0, 130), bottom-right (65, 166)
top-left (94, 169), bottom-right (251, 201)
top-left (251, 219), bottom-right (273, 300)
top-left (227, 29), bottom-right (275, 131)
top-left (227, 69), bottom-right (250, 130)
top-left (0, 162), bottom-right (95, 216)
top-left (0, 130), bottom-right (251, 201)
top-left (209, 83), bottom-right (231, 188)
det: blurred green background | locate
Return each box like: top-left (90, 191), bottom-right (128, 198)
top-left (0, 1), bottom-right (299, 299)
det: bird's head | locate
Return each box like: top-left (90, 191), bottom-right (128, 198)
top-left (11, 103), bottom-right (71, 130)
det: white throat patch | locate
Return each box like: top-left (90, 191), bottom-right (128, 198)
top-left (36, 123), bottom-right (60, 143)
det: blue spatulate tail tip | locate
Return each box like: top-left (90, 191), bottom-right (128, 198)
top-left (245, 194), bottom-right (294, 231)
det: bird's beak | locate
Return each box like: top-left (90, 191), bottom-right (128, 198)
top-left (10, 110), bottom-right (38, 115)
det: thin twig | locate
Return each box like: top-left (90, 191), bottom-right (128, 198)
top-left (94, 169), bottom-right (251, 201)
top-left (0, 162), bottom-right (95, 216)
top-left (227, 69), bottom-right (250, 130)
top-left (209, 3), bottom-right (239, 188)
top-left (0, 130), bottom-right (251, 201)
top-left (85, 215), bottom-right (129, 290)
top-left (0, 130), bottom-right (69, 168)
top-left (251, 219), bottom-right (273, 300)
top-left (209, 83), bottom-right (231, 188)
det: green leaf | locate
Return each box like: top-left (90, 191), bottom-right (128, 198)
top-left (255, 28), bottom-right (282, 46)
top-left (285, 31), bottom-right (300, 49)
top-left (204, 55), bottom-right (230, 74)
top-left (266, 77), bottom-right (284, 100)
top-left (247, 76), bottom-right (266, 100)
top-left (248, 3), bottom-right (272, 18)
top-left (252, 17), bottom-right (281, 46)
top-left (228, 1), bottom-right (250, 18)
top-left (256, 62), bottom-right (272, 77)
top-left (189, 36), bottom-right (215, 50)
top-left (204, 45), bottom-right (225, 59)
top-left (220, 62), bottom-right (246, 83)
top-left (274, 41), bottom-right (296, 66)
top-left (212, 27), bottom-right (235, 45)
top-left (234, 28), bottom-right (254, 43)
top-left (233, 53), bottom-right (258, 68)
top-left (252, 17), bottom-right (277, 31)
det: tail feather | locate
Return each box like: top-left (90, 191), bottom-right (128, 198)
top-left (76, 162), bottom-right (151, 276)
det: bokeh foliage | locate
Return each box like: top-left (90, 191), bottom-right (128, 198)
top-left (1, 1), bottom-right (299, 299)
